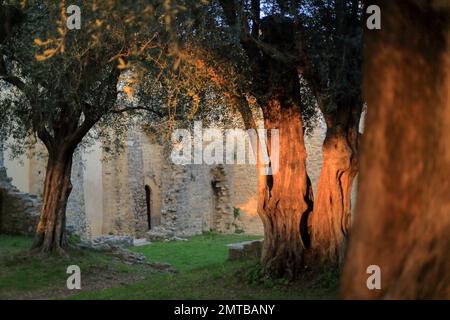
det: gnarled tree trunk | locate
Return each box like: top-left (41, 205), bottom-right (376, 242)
top-left (309, 107), bottom-right (360, 265)
top-left (216, 4), bottom-right (314, 277)
top-left (341, 0), bottom-right (450, 299)
top-left (257, 70), bottom-right (313, 279)
top-left (31, 148), bottom-right (74, 254)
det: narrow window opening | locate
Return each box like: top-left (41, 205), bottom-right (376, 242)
top-left (145, 185), bottom-right (152, 230)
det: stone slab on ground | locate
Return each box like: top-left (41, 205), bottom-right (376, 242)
top-left (79, 235), bottom-right (134, 251)
top-left (163, 236), bottom-right (188, 242)
top-left (146, 226), bottom-right (189, 242)
top-left (227, 239), bottom-right (264, 261)
top-left (133, 238), bottom-right (151, 247)
top-left (146, 226), bottom-right (174, 241)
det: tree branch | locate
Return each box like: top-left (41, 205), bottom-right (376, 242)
top-left (233, 93), bottom-right (257, 131)
top-left (32, 111), bottom-right (54, 155)
top-left (0, 55), bottom-right (25, 90)
top-left (0, 74), bottom-right (26, 90)
top-left (247, 35), bottom-right (297, 64)
top-left (218, 0), bottom-right (237, 29)
top-left (111, 106), bottom-right (165, 118)
top-left (65, 115), bottom-right (98, 154)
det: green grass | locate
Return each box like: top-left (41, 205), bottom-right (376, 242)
top-left (0, 233), bottom-right (339, 300)
top-left (131, 232), bottom-right (262, 272)
top-left (0, 234), bottom-right (141, 299)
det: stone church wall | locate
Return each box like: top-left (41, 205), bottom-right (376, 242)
top-left (83, 115), bottom-right (331, 239)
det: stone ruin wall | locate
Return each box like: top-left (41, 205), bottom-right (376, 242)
top-left (1, 107), bottom-right (347, 240)
top-left (0, 116), bottom-right (329, 239)
top-left (146, 133), bottom-right (266, 238)
top-left (101, 126), bottom-right (270, 239)
top-left (146, 114), bottom-right (329, 238)
top-left (0, 170), bottom-right (40, 236)
top-left (0, 145), bottom-right (40, 236)
top-left (101, 130), bottom-right (165, 238)
top-left (1, 142), bottom-right (89, 239)
top-left (102, 138), bottom-right (137, 237)
top-left (66, 152), bottom-right (89, 238)
top-left (230, 164), bottom-right (262, 235)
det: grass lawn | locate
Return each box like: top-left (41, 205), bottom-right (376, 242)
top-left (0, 233), bottom-right (339, 300)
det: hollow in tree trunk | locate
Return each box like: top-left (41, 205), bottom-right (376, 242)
top-left (31, 150), bottom-right (74, 254)
top-left (341, 0), bottom-right (450, 299)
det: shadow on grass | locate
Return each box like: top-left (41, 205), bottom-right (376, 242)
top-left (0, 233), bottom-right (339, 300)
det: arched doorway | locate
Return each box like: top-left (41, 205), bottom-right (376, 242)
top-left (145, 185), bottom-right (152, 230)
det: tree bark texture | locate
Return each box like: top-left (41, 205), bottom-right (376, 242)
top-left (257, 68), bottom-right (313, 279)
top-left (341, 0), bottom-right (450, 299)
top-left (31, 150), bottom-right (74, 253)
top-left (310, 106), bottom-right (360, 265)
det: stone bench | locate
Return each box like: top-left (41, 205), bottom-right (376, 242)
top-left (227, 239), bottom-right (264, 261)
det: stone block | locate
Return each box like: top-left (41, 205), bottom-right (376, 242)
top-left (86, 235), bottom-right (134, 249)
top-left (133, 238), bottom-right (151, 246)
top-left (227, 239), bottom-right (263, 261)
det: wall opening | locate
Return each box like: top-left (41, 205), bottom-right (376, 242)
top-left (145, 185), bottom-right (152, 230)
top-left (211, 180), bottom-right (220, 229)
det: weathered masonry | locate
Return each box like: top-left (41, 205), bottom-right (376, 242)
top-left (1, 109), bottom-right (352, 240)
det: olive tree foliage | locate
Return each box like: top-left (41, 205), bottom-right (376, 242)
top-left (165, 0), bottom-right (364, 131)
top-left (0, 0), bottom-right (211, 253)
top-left (166, 0), bottom-right (365, 271)
top-left (0, 0), bottom-right (215, 155)
top-left (132, 0), bottom-right (363, 273)
top-left (154, 1), bottom-right (322, 134)
top-left (135, 3), bottom-right (256, 136)
top-left (300, 0), bottom-right (364, 115)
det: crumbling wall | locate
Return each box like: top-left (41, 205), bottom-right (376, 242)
top-left (101, 129), bottom-right (160, 238)
top-left (210, 165), bottom-right (234, 232)
top-left (126, 131), bottom-right (148, 238)
top-left (0, 167), bottom-right (40, 236)
top-left (66, 151), bottom-right (88, 238)
top-left (0, 142), bottom-right (40, 235)
top-left (157, 148), bottom-right (207, 237)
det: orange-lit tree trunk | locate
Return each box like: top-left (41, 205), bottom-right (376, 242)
top-left (29, 105), bottom-right (103, 254)
top-left (341, 0), bottom-right (450, 299)
top-left (291, 0), bottom-right (363, 267)
top-left (217, 2), bottom-right (314, 277)
top-left (31, 148), bottom-right (74, 253)
top-left (310, 106), bottom-right (360, 265)
top-left (257, 70), bottom-right (313, 279)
